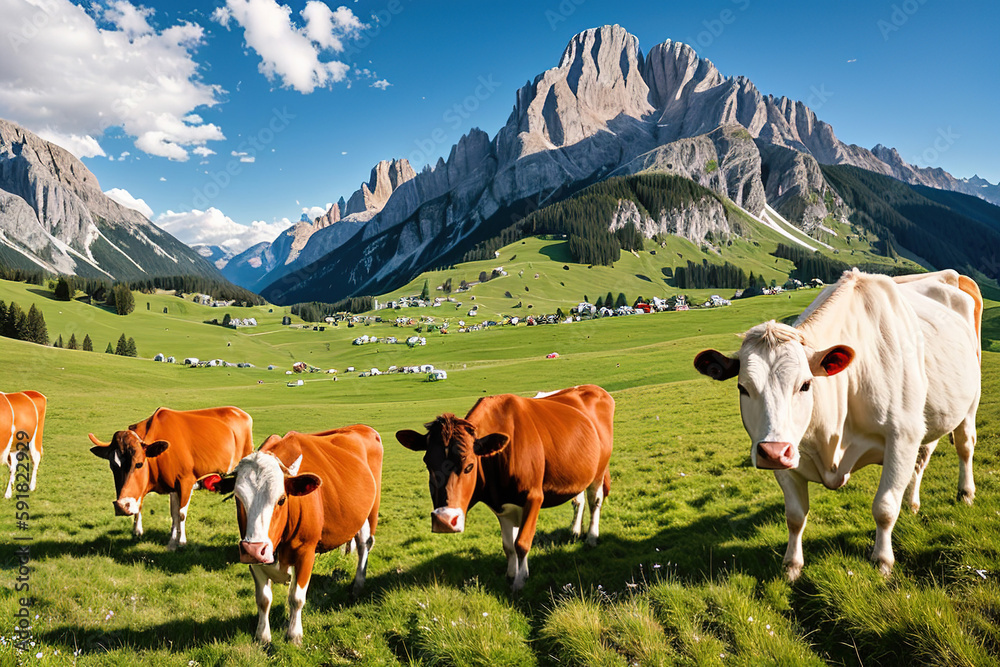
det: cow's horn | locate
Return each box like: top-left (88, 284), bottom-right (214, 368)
top-left (88, 433), bottom-right (110, 447)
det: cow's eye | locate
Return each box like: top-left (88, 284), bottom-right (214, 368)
top-left (463, 463), bottom-right (474, 474)
top-left (800, 381), bottom-right (812, 392)
top-left (134, 462), bottom-right (143, 469)
top-left (277, 496), bottom-right (286, 506)
top-left (737, 384), bottom-right (749, 396)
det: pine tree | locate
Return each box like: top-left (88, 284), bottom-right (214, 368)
top-left (420, 279), bottom-right (430, 300)
top-left (615, 292), bottom-right (627, 308)
top-left (26, 304), bottom-right (48, 345)
top-left (115, 333), bottom-right (128, 355)
top-left (0, 300), bottom-right (5, 327)
top-left (222, 313), bottom-right (232, 327)
top-left (54, 277), bottom-right (72, 301)
top-left (595, 296), bottom-right (605, 309)
top-left (105, 342), bottom-right (114, 354)
top-left (126, 337), bottom-right (137, 357)
top-left (83, 334), bottom-right (93, 351)
top-left (605, 291), bottom-right (614, 308)
top-left (3, 302), bottom-right (22, 338)
top-left (109, 283), bottom-right (135, 316)
top-left (68, 333), bottom-right (78, 350)
top-left (54, 334), bottom-right (63, 348)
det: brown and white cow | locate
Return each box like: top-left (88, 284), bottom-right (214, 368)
top-left (88, 406), bottom-right (253, 549)
top-left (2, 391), bottom-right (46, 498)
top-left (396, 384), bottom-right (614, 591)
top-left (201, 426), bottom-right (383, 645)
top-left (695, 269), bottom-right (981, 580)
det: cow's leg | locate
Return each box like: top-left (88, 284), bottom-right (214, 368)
top-left (351, 520), bottom-right (373, 598)
top-left (774, 470), bottom-right (809, 581)
top-left (907, 440), bottom-right (938, 513)
top-left (872, 435), bottom-right (922, 577)
top-left (585, 479), bottom-right (605, 547)
top-left (167, 487), bottom-right (192, 550)
top-left (953, 410), bottom-right (977, 505)
top-left (286, 554), bottom-right (314, 646)
top-left (569, 492), bottom-right (585, 539)
top-left (27, 438), bottom-right (40, 492)
top-left (133, 511), bottom-right (144, 538)
top-left (3, 453), bottom-right (14, 499)
top-left (512, 494), bottom-right (543, 592)
top-left (249, 564), bottom-right (273, 643)
top-left (496, 504), bottom-right (522, 581)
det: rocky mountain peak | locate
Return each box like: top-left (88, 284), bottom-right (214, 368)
top-left (313, 201), bottom-right (340, 228)
top-left (344, 158), bottom-right (416, 219)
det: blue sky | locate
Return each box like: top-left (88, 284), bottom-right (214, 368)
top-left (1, 0), bottom-right (997, 252)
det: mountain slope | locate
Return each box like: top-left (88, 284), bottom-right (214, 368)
top-left (821, 164), bottom-right (1000, 279)
top-left (0, 118), bottom-right (224, 281)
top-left (253, 25), bottom-right (997, 304)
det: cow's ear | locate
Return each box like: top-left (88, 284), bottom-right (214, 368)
top-left (694, 350), bottom-right (740, 381)
top-left (143, 440), bottom-right (170, 457)
top-left (198, 473), bottom-right (236, 494)
top-left (396, 429), bottom-right (427, 451)
top-left (285, 473), bottom-right (322, 497)
top-left (811, 345), bottom-right (855, 377)
top-left (473, 433), bottom-right (509, 458)
top-left (88, 433), bottom-right (113, 459)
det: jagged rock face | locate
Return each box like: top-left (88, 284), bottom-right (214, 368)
top-left (757, 141), bottom-right (835, 230)
top-left (343, 159), bottom-right (416, 221)
top-left (313, 201), bottom-right (340, 228)
top-left (615, 125), bottom-right (765, 214)
top-left (607, 197), bottom-right (729, 244)
top-left (0, 118), bottom-right (220, 280)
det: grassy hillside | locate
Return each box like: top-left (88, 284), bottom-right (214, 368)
top-left (1, 274), bottom-right (999, 665)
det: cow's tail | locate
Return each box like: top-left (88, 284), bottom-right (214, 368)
top-left (601, 465), bottom-right (611, 500)
top-left (958, 275), bottom-right (983, 363)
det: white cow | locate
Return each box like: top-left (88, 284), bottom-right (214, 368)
top-left (695, 269), bottom-right (981, 580)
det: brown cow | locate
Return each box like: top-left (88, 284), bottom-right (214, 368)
top-left (2, 391), bottom-right (47, 498)
top-left (396, 384), bottom-right (614, 591)
top-left (201, 425), bottom-right (383, 645)
top-left (89, 406), bottom-right (253, 549)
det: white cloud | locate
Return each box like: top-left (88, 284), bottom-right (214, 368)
top-left (193, 146), bottom-right (216, 157)
top-left (0, 0), bottom-right (224, 161)
top-left (104, 187), bottom-right (154, 219)
top-left (155, 208), bottom-right (294, 254)
top-left (370, 79), bottom-right (391, 90)
top-left (302, 204), bottom-right (329, 220)
top-left (231, 149), bottom-right (255, 163)
top-left (159, 176), bottom-right (166, 181)
top-left (213, 0), bottom-right (365, 93)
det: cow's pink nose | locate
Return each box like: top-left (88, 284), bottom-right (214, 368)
top-left (756, 441), bottom-right (795, 470)
top-left (239, 541), bottom-right (273, 564)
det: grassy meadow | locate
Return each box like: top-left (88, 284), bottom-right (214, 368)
top-left (0, 266), bottom-right (998, 665)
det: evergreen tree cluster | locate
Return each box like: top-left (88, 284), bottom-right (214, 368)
top-left (462, 174), bottom-right (723, 266)
top-left (772, 244), bottom-right (850, 283)
top-left (822, 164), bottom-right (1000, 278)
top-left (111, 334), bottom-right (138, 357)
top-left (672, 260), bottom-right (750, 289)
top-left (0, 301), bottom-right (48, 345)
top-left (291, 295), bottom-right (374, 322)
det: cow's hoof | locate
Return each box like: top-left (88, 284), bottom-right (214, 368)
top-left (585, 535), bottom-right (598, 548)
top-left (166, 541), bottom-right (181, 552)
top-left (784, 563), bottom-right (803, 582)
top-left (286, 633), bottom-right (303, 646)
top-left (908, 501), bottom-right (921, 514)
top-left (957, 490), bottom-right (975, 506)
top-left (875, 559), bottom-right (894, 578)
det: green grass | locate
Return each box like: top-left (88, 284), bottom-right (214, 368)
top-left (0, 266), bottom-right (998, 665)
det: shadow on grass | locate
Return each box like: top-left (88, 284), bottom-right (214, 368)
top-left (24, 527), bottom-right (239, 574)
top-left (351, 500), bottom-right (798, 607)
top-left (38, 612), bottom-right (255, 654)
